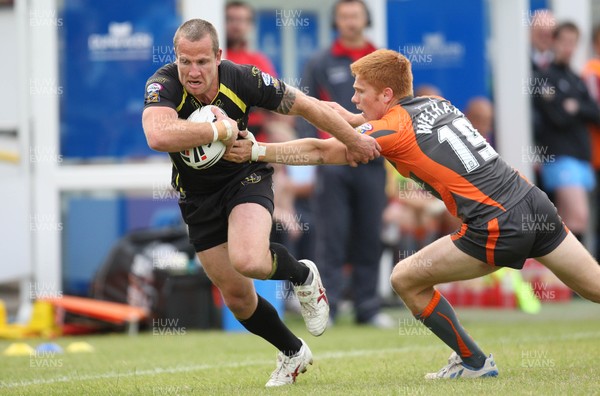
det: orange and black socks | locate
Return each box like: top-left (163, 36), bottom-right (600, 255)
top-left (415, 289), bottom-right (486, 369)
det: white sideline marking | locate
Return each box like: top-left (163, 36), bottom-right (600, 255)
top-left (0, 345), bottom-right (432, 389)
top-left (2, 331), bottom-right (599, 388)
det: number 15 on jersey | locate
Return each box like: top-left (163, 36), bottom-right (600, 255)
top-left (437, 118), bottom-right (498, 173)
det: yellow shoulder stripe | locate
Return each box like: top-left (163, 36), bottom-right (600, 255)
top-left (176, 88), bottom-right (188, 112)
top-left (219, 83), bottom-right (247, 112)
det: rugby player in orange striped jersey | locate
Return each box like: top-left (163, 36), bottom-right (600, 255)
top-left (226, 48), bottom-right (600, 379)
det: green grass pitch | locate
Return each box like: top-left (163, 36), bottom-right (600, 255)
top-left (1, 299), bottom-right (599, 395)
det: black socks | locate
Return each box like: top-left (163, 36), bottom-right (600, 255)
top-left (238, 244), bottom-right (311, 356)
top-left (268, 242), bottom-right (311, 286)
top-left (239, 294), bottom-right (302, 357)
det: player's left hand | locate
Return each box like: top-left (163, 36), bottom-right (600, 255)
top-left (212, 107), bottom-right (240, 152)
top-left (345, 134), bottom-right (381, 166)
top-left (224, 139), bottom-right (253, 162)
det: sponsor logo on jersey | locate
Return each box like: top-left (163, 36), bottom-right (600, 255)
top-left (147, 76), bottom-right (169, 84)
top-left (356, 123), bottom-right (373, 134)
top-left (241, 173), bottom-right (262, 185)
top-left (251, 66), bottom-right (260, 76)
top-left (146, 82), bottom-right (162, 103)
top-left (261, 72), bottom-right (273, 86)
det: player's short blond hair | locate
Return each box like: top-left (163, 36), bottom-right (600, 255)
top-left (174, 19), bottom-right (219, 55)
top-left (350, 49), bottom-right (413, 99)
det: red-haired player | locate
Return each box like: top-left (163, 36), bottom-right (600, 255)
top-left (227, 49), bottom-right (600, 379)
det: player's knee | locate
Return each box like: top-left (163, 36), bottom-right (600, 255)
top-left (228, 249), bottom-right (260, 276)
top-left (219, 286), bottom-right (254, 314)
top-left (223, 295), bottom-right (252, 316)
top-left (390, 261), bottom-right (413, 298)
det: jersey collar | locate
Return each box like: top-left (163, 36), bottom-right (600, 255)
top-left (398, 95), bottom-right (414, 105)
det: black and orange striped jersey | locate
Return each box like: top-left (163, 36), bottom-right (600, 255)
top-left (361, 96), bottom-right (533, 223)
top-left (144, 60), bottom-right (285, 195)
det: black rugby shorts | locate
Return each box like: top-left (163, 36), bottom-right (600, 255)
top-left (178, 166), bottom-right (275, 252)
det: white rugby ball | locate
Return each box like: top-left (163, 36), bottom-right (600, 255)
top-left (181, 105), bottom-right (228, 170)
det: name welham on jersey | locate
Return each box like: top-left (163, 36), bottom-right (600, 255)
top-left (363, 96), bottom-right (533, 223)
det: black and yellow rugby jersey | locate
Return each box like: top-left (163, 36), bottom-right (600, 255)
top-left (144, 60), bottom-right (285, 195)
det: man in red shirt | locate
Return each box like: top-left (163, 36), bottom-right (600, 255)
top-left (225, 1), bottom-right (276, 74)
top-left (226, 1), bottom-right (278, 138)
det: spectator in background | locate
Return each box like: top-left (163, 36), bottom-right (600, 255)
top-left (533, 22), bottom-right (600, 243)
top-left (225, 1), bottom-right (281, 139)
top-left (531, 9), bottom-right (556, 71)
top-left (582, 24), bottom-right (600, 259)
top-left (415, 84), bottom-right (442, 97)
top-left (226, 1), bottom-right (275, 74)
top-left (465, 96), bottom-right (494, 146)
top-left (530, 10), bottom-right (556, 195)
top-left (298, 0), bottom-right (391, 327)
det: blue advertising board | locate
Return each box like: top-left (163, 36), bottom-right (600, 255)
top-left (257, 10), bottom-right (283, 77)
top-left (387, 0), bottom-right (488, 111)
top-left (295, 11), bottom-right (319, 79)
top-left (530, 0), bottom-right (549, 12)
top-left (59, 0), bottom-right (180, 160)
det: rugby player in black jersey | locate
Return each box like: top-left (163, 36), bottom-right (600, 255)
top-left (142, 19), bottom-right (380, 387)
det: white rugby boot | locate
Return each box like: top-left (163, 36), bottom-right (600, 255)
top-left (425, 352), bottom-right (498, 379)
top-left (293, 260), bottom-right (330, 336)
top-left (265, 339), bottom-right (313, 387)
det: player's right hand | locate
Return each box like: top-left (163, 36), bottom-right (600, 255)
top-left (223, 139), bottom-right (253, 163)
top-left (212, 107), bottom-right (240, 152)
top-left (345, 134), bottom-right (381, 167)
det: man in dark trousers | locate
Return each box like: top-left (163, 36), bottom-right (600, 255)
top-left (298, 0), bottom-right (391, 327)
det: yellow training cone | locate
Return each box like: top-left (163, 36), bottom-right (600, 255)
top-left (66, 341), bottom-right (94, 353)
top-left (3, 342), bottom-right (35, 356)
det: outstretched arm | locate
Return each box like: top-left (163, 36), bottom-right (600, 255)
top-left (322, 101), bottom-right (367, 127)
top-left (224, 137), bottom-right (349, 165)
top-left (274, 85), bottom-right (379, 166)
